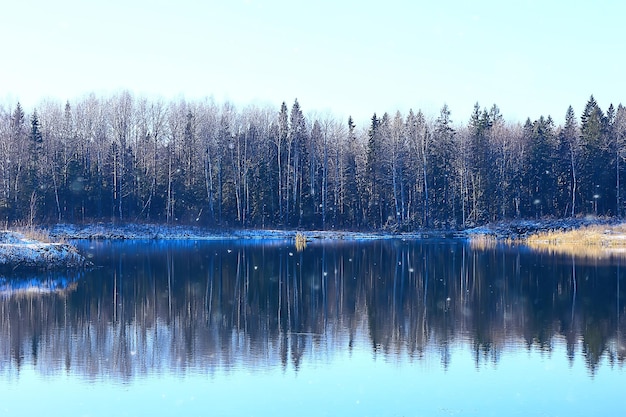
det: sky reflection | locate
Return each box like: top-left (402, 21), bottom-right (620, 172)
top-left (1, 339), bottom-right (621, 417)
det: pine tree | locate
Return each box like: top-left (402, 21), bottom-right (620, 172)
top-left (309, 119), bottom-right (324, 227)
top-left (344, 116), bottom-right (360, 227)
top-left (557, 105), bottom-right (580, 217)
top-left (365, 113), bottom-right (381, 227)
top-left (25, 109), bottom-right (44, 224)
top-left (580, 95), bottom-right (610, 214)
top-left (526, 116), bottom-right (557, 217)
top-left (468, 103), bottom-right (494, 223)
top-left (289, 99), bottom-right (307, 226)
top-left (276, 102), bottom-right (288, 224)
top-left (431, 104), bottom-right (455, 225)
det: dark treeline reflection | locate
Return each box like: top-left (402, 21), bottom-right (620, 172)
top-left (1, 240), bottom-right (625, 380)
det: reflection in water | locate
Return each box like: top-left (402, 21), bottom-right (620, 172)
top-left (0, 239), bottom-right (624, 380)
top-left (0, 271), bottom-right (82, 296)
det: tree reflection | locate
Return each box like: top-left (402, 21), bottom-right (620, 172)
top-left (0, 239), bottom-right (625, 380)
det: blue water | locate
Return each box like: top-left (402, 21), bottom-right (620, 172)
top-left (0, 239), bottom-right (624, 416)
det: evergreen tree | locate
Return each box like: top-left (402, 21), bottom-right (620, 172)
top-left (309, 119), bottom-right (324, 227)
top-left (276, 102), bottom-right (288, 224)
top-left (468, 103), bottom-right (494, 223)
top-left (365, 113), bottom-right (382, 227)
top-left (289, 99), bottom-right (307, 226)
top-left (580, 95), bottom-right (611, 215)
top-left (525, 116), bottom-right (557, 217)
top-left (557, 105), bottom-right (580, 217)
top-left (23, 109), bottom-right (44, 224)
top-left (431, 104), bottom-right (455, 225)
top-left (344, 116), bottom-right (360, 227)
top-left (60, 100), bottom-right (82, 222)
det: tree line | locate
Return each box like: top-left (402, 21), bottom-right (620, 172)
top-left (1, 92), bottom-right (625, 229)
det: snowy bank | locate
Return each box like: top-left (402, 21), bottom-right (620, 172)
top-left (48, 219), bottom-right (620, 241)
top-left (48, 223), bottom-right (464, 241)
top-left (49, 223), bottom-right (297, 240)
top-left (0, 231), bottom-right (89, 271)
top-left (463, 217), bottom-right (618, 240)
top-left (45, 218), bottom-right (623, 244)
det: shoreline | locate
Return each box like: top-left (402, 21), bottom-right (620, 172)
top-left (2, 217), bottom-right (626, 271)
top-left (47, 222), bottom-right (463, 241)
top-left (46, 217), bottom-right (619, 241)
top-left (0, 231), bottom-right (89, 271)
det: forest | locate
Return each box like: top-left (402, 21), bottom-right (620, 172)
top-left (1, 92), bottom-right (625, 230)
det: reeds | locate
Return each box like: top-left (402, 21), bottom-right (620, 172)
top-left (295, 232), bottom-right (307, 251)
top-left (17, 226), bottom-right (54, 243)
top-left (468, 234), bottom-right (499, 250)
top-left (524, 224), bottom-right (626, 257)
top-left (12, 225), bottom-right (65, 244)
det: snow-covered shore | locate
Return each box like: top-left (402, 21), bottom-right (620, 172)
top-left (3, 218), bottom-right (622, 272)
top-left (47, 223), bottom-right (466, 241)
top-left (0, 231), bottom-right (88, 271)
top-left (43, 218), bottom-right (620, 243)
top-left (463, 217), bottom-right (619, 240)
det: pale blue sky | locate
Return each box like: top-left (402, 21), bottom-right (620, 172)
top-left (1, 0), bottom-right (624, 125)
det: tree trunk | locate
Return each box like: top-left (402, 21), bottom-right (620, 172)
top-left (570, 147), bottom-right (576, 217)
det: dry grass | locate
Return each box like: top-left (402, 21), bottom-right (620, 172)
top-left (468, 234), bottom-right (516, 250)
top-left (468, 234), bottom-right (499, 250)
top-left (524, 224), bottom-right (626, 257)
top-left (526, 224), bottom-right (626, 246)
top-left (295, 232), bottom-right (307, 252)
top-left (14, 226), bottom-right (65, 244)
top-left (17, 227), bottom-right (53, 243)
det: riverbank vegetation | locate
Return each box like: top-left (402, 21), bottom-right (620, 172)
top-left (524, 223), bottom-right (626, 257)
top-left (1, 93), bottom-right (625, 231)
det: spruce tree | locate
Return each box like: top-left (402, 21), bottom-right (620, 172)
top-left (365, 113), bottom-right (381, 227)
top-left (25, 109), bottom-right (44, 224)
top-left (580, 95), bottom-right (610, 214)
top-left (558, 105), bottom-right (580, 216)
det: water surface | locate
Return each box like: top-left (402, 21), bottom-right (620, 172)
top-left (1, 239), bottom-right (624, 416)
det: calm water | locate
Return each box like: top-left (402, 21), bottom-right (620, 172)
top-left (0, 239), bottom-right (624, 416)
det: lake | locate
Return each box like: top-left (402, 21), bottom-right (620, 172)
top-left (0, 238), bottom-right (624, 416)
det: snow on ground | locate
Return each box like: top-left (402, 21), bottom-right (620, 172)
top-left (48, 223), bottom-right (465, 241)
top-left (463, 217), bottom-right (619, 239)
top-left (49, 223), bottom-right (280, 240)
top-left (41, 217), bottom-right (626, 246)
top-left (0, 231), bottom-right (88, 271)
top-left (48, 218), bottom-right (620, 242)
